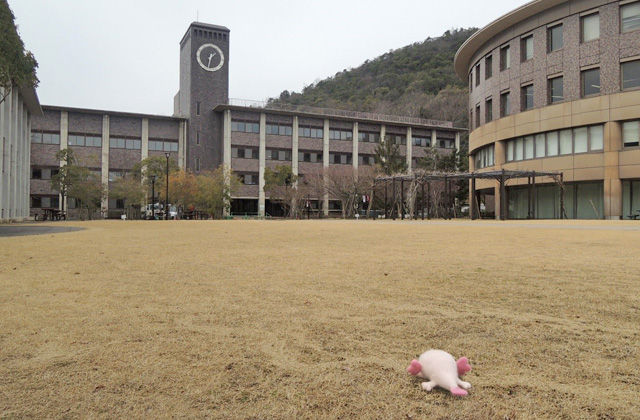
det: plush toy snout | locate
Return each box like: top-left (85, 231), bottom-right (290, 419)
top-left (407, 359), bottom-right (422, 376)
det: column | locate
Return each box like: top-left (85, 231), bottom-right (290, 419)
top-left (141, 118), bottom-right (149, 162)
top-left (406, 126), bottom-right (413, 174)
top-left (493, 140), bottom-right (506, 220)
top-left (380, 124), bottom-right (386, 144)
top-left (323, 118), bottom-right (330, 216)
top-left (60, 111), bottom-right (68, 211)
top-left (468, 154), bottom-right (476, 219)
top-left (604, 121), bottom-right (622, 220)
top-left (0, 87), bottom-right (5, 220)
top-left (258, 113), bottom-right (266, 217)
top-left (431, 129), bottom-right (437, 148)
top-left (24, 113), bottom-right (31, 219)
top-left (101, 115), bottom-right (109, 217)
top-left (9, 89), bottom-right (17, 218)
top-left (292, 116), bottom-right (299, 176)
top-left (178, 120), bottom-right (187, 169)
top-left (352, 121), bottom-right (359, 173)
top-left (222, 110), bottom-right (232, 216)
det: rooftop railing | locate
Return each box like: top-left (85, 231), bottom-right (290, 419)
top-left (226, 98), bottom-right (454, 128)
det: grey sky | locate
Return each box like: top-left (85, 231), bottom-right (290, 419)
top-left (10, 0), bottom-right (528, 116)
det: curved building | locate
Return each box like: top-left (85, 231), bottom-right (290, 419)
top-left (455, 0), bottom-right (640, 219)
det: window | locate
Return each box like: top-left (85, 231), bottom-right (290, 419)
top-left (196, 131), bottom-right (200, 145)
top-left (266, 149), bottom-right (292, 161)
top-left (574, 127), bottom-right (588, 153)
top-left (329, 129), bottom-right (353, 141)
top-left (162, 142), bottom-right (178, 152)
top-left (298, 151), bottom-right (322, 163)
top-left (524, 136), bottom-right (534, 159)
top-left (581, 13), bottom-right (599, 42)
top-left (521, 84), bottom-right (534, 111)
top-left (622, 120), bottom-right (640, 147)
top-left (500, 91), bottom-right (510, 117)
top-left (475, 63), bottom-right (480, 86)
top-left (195, 157), bottom-right (200, 172)
top-left (385, 134), bottom-right (405, 145)
top-left (241, 173), bottom-right (258, 185)
top-left (469, 72), bottom-right (473, 92)
top-left (31, 196), bottom-right (42, 208)
top-left (621, 2), bottom-right (640, 33)
top-left (546, 131), bottom-right (559, 156)
top-left (42, 133), bottom-right (60, 145)
top-left (266, 124), bottom-right (293, 136)
top-left (70, 134), bottom-right (101, 147)
top-left (196, 102), bottom-right (201, 115)
top-left (506, 141), bottom-right (514, 162)
top-left (535, 134), bottom-right (545, 158)
top-left (549, 76), bottom-right (564, 103)
top-left (559, 129), bottom-right (572, 154)
top-left (438, 138), bottom-right (455, 149)
top-left (68, 134), bottom-right (85, 146)
top-left (358, 155), bottom-right (375, 166)
top-left (329, 152), bottom-right (352, 165)
top-left (31, 168), bottom-right (42, 179)
top-left (581, 68), bottom-right (600, 96)
top-left (231, 121), bottom-right (259, 133)
top-left (521, 35), bottom-right (533, 61)
top-left (31, 132), bottom-right (42, 143)
top-left (485, 98), bottom-right (493, 123)
top-left (475, 104), bottom-right (481, 128)
top-left (110, 137), bottom-right (140, 149)
top-left (515, 138), bottom-right (524, 160)
top-left (232, 147), bottom-right (258, 159)
top-left (474, 145), bottom-right (494, 169)
top-left (500, 45), bottom-right (510, 70)
top-left (548, 24), bottom-right (563, 52)
top-left (589, 125), bottom-right (603, 151)
top-left (485, 55), bottom-right (492, 79)
top-left (300, 126), bottom-right (324, 138)
top-left (622, 60), bottom-right (640, 90)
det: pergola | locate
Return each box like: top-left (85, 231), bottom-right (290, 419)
top-left (374, 169), bottom-right (565, 220)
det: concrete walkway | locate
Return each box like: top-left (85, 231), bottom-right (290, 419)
top-left (0, 225), bottom-right (84, 237)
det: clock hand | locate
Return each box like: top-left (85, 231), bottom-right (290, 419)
top-left (207, 52), bottom-right (216, 67)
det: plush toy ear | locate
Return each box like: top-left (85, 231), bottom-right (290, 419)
top-left (456, 357), bottom-right (471, 376)
top-left (407, 359), bottom-right (422, 376)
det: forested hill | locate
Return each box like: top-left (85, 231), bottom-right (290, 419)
top-left (268, 28), bottom-right (476, 127)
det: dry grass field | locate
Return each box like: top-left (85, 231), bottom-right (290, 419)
top-left (1, 220), bottom-right (639, 419)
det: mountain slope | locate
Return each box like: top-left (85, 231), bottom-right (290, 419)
top-left (268, 28), bottom-right (476, 127)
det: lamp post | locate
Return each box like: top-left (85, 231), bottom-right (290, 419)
top-left (164, 152), bottom-right (170, 220)
top-left (150, 175), bottom-right (156, 220)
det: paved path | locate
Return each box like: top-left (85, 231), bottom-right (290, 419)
top-left (0, 225), bottom-right (84, 237)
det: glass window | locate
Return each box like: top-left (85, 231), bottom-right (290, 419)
top-left (500, 45), bottom-right (510, 70)
top-left (574, 127), bottom-right (588, 153)
top-left (546, 131), bottom-right (559, 156)
top-left (506, 140), bottom-right (514, 162)
top-left (621, 2), bottom-right (640, 33)
top-left (475, 64), bottom-right (480, 86)
top-left (522, 35), bottom-right (533, 61)
top-left (31, 132), bottom-right (42, 143)
top-left (535, 134), bottom-right (546, 158)
top-left (589, 125), bottom-right (603, 150)
top-left (522, 84), bottom-right (534, 111)
top-left (43, 133), bottom-right (60, 144)
top-left (31, 196), bottom-right (42, 208)
top-left (622, 120), bottom-right (640, 147)
top-left (86, 136), bottom-right (101, 147)
top-left (485, 55), bottom-right (492, 79)
top-left (581, 13), bottom-right (599, 42)
top-left (524, 136), bottom-right (534, 159)
top-left (31, 168), bottom-right (42, 179)
top-left (622, 60), bottom-right (640, 90)
top-left (559, 129), bottom-right (572, 154)
top-left (582, 68), bottom-right (600, 96)
top-left (485, 99), bottom-right (493, 122)
top-left (548, 24), bottom-right (563, 52)
top-left (549, 76), bottom-right (563, 103)
top-left (69, 135), bottom-right (84, 146)
top-left (500, 91), bottom-right (510, 117)
top-left (475, 104), bottom-right (481, 128)
top-left (515, 138), bottom-right (524, 160)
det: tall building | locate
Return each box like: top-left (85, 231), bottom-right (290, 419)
top-left (455, 0), bottom-right (640, 219)
top-left (30, 22), bottom-right (464, 219)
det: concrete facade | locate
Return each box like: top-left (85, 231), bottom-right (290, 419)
top-left (0, 85), bottom-right (41, 222)
top-left (456, 0), bottom-right (640, 219)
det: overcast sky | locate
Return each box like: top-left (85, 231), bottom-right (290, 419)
top-left (10, 0), bottom-right (528, 116)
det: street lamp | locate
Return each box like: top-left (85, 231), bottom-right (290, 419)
top-left (164, 152), bottom-right (170, 220)
top-left (150, 175), bottom-right (157, 220)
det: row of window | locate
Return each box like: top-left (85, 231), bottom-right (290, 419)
top-left (506, 125), bottom-right (604, 162)
top-left (30, 195), bottom-right (59, 209)
top-left (471, 3), bottom-right (640, 91)
top-left (300, 126), bottom-right (323, 139)
top-left (231, 121), bottom-right (259, 133)
top-left (31, 132), bottom-right (60, 144)
top-left (473, 61), bottom-right (640, 129)
top-left (267, 149), bottom-right (292, 161)
top-left (31, 167), bottom-right (59, 180)
top-left (69, 134), bottom-right (101, 147)
top-left (623, 120), bottom-right (640, 147)
top-left (232, 147), bottom-right (259, 159)
top-left (330, 152), bottom-right (352, 165)
top-left (474, 145), bottom-right (495, 169)
top-left (266, 123), bottom-right (293, 136)
top-left (358, 131), bottom-right (380, 143)
top-left (149, 140), bottom-right (178, 152)
top-left (110, 137), bottom-right (141, 150)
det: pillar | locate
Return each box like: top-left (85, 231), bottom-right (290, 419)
top-left (431, 129), bottom-right (437, 148)
top-left (455, 131), bottom-right (461, 152)
top-left (223, 110), bottom-right (232, 216)
top-left (141, 118), bottom-right (149, 162)
top-left (60, 111), bottom-right (68, 212)
top-left (352, 121), bottom-right (359, 173)
top-left (604, 121), bottom-right (622, 220)
top-left (292, 116), bottom-right (299, 176)
top-left (494, 140), bottom-right (506, 220)
top-left (323, 118), bottom-right (330, 216)
top-left (101, 115), bottom-right (109, 217)
top-left (178, 120), bottom-right (187, 169)
top-left (406, 126), bottom-right (413, 174)
top-left (258, 113), bottom-right (266, 217)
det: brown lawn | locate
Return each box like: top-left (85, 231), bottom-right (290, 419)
top-left (1, 220), bottom-right (639, 419)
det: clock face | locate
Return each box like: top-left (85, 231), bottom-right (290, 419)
top-left (196, 43), bottom-right (224, 72)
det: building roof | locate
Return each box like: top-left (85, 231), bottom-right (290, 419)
top-left (214, 102), bottom-right (466, 131)
top-left (19, 84), bottom-right (42, 117)
top-left (41, 105), bottom-right (187, 121)
top-left (180, 22), bottom-right (230, 46)
top-left (454, 0), bottom-right (565, 79)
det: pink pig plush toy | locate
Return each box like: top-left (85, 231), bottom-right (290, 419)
top-left (407, 349), bottom-right (472, 396)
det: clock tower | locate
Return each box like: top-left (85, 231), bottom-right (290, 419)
top-left (174, 22), bottom-right (230, 172)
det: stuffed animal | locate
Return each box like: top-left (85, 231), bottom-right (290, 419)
top-left (407, 349), bottom-right (472, 396)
